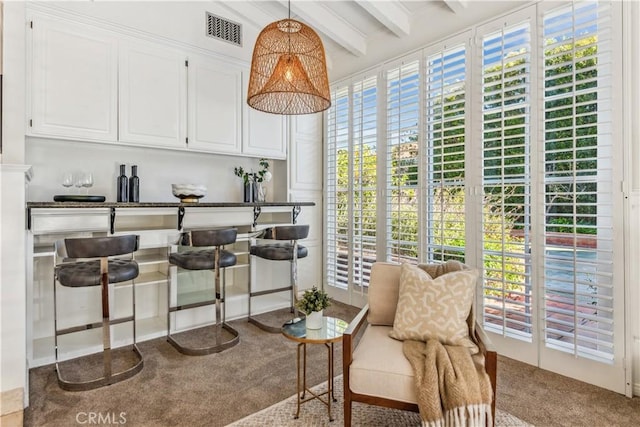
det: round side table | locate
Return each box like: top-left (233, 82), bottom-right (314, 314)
top-left (282, 316), bottom-right (349, 421)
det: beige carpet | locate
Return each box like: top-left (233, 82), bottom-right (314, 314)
top-left (228, 375), bottom-right (531, 427)
top-left (24, 303), bottom-right (640, 426)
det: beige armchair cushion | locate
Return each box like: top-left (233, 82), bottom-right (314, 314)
top-left (350, 325), bottom-right (417, 404)
top-left (388, 263), bottom-right (479, 352)
top-left (367, 262), bottom-right (402, 326)
top-left (367, 260), bottom-right (468, 326)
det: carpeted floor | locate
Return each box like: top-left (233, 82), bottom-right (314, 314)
top-left (24, 302), bottom-right (640, 427)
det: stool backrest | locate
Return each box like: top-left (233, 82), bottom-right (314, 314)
top-left (190, 228), bottom-right (238, 247)
top-left (65, 235), bottom-right (139, 259)
top-left (263, 225), bottom-right (309, 241)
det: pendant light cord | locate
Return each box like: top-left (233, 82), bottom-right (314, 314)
top-left (287, 0), bottom-right (291, 58)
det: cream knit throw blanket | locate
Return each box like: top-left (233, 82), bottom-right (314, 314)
top-left (403, 340), bottom-right (493, 427)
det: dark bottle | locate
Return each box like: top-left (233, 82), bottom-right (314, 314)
top-left (117, 164), bottom-right (128, 202)
top-left (129, 165), bottom-right (140, 202)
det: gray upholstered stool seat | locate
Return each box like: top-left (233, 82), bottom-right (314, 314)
top-left (167, 228), bottom-right (239, 355)
top-left (169, 249), bottom-right (236, 270)
top-left (53, 234), bottom-right (143, 391)
top-left (249, 224), bottom-right (310, 333)
top-left (250, 244), bottom-right (307, 261)
top-left (57, 259), bottom-right (139, 287)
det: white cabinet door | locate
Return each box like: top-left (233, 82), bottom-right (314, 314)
top-left (289, 114), bottom-right (323, 191)
top-left (29, 16), bottom-right (118, 141)
top-left (242, 71), bottom-right (287, 159)
top-left (288, 113), bottom-right (323, 288)
top-left (187, 55), bottom-right (242, 154)
top-left (119, 40), bottom-right (187, 148)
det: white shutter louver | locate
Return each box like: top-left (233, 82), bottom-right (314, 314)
top-left (351, 77), bottom-right (378, 287)
top-left (326, 77), bottom-right (377, 290)
top-left (386, 60), bottom-right (420, 263)
top-left (425, 45), bottom-right (467, 263)
top-left (542, 1), bottom-right (616, 362)
top-left (326, 85), bottom-right (350, 288)
top-left (481, 22), bottom-right (533, 340)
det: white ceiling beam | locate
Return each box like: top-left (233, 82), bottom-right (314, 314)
top-left (276, 0), bottom-right (367, 57)
top-left (355, 0), bottom-right (410, 38)
top-left (443, 0), bottom-right (468, 15)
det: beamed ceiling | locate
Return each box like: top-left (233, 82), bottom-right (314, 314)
top-left (216, 0), bottom-right (525, 80)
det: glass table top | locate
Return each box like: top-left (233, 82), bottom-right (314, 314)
top-left (281, 316), bottom-right (349, 344)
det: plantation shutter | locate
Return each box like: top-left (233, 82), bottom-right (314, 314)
top-left (424, 44), bottom-right (467, 263)
top-left (326, 76), bottom-right (378, 290)
top-left (326, 85), bottom-right (350, 288)
top-left (351, 77), bottom-right (378, 287)
top-left (480, 21), bottom-right (533, 340)
top-left (542, 1), bottom-right (618, 362)
top-left (386, 59), bottom-right (421, 263)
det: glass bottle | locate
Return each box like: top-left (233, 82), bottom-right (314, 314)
top-left (129, 165), bottom-right (140, 202)
top-left (117, 164), bottom-right (128, 202)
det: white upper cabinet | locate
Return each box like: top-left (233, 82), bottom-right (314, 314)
top-left (242, 71), bottom-right (287, 159)
top-left (289, 114), bottom-right (323, 190)
top-left (28, 12), bottom-right (287, 160)
top-left (29, 16), bottom-right (118, 141)
top-left (187, 55), bottom-right (242, 154)
top-left (119, 40), bottom-right (187, 148)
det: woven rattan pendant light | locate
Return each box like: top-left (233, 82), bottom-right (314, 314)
top-left (247, 2), bottom-right (331, 115)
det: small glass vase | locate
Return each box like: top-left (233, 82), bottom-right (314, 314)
top-left (256, 182), bottom-right (267, 202)
top-left (305, 310), bottom-right (323, 330)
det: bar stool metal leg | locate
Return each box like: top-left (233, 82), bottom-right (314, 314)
top-left (248, 225), bottom-right (309, 333)
top-left (54, 235), bottom-right (143, 391)
top-left (167, 229), bottom-right (240, 355)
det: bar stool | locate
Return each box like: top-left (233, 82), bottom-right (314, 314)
top-left (248, 224), bottom-right (309, 333)
top-left (167, 228), bottom-right (240, 355)
top-left (53, 234), bottom-right (143, 391)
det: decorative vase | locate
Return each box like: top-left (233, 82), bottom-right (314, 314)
top-left (306, 310), bottom-right (323, 330)
top-left (256, 182), bottom-right (266, 202)
top-left (244, 182), bottom-right (255, 203)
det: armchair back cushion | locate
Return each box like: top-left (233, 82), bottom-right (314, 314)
top-left (367, 260), bottom-right (470, 326)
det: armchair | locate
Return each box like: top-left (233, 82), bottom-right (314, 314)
top-left (342, 261), bottom-right (497, 427)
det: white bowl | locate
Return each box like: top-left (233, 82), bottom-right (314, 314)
top-left (171, 184), bottom-right (207, 199)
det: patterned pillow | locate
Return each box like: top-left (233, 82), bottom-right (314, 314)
top-left (389, 263), bottom-right (479, 352)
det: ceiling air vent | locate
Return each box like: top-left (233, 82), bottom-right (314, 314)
top-left (206, 12), bottom-right (242, 46)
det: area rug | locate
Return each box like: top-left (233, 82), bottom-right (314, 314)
top-left (227, 375), bottom-right (532, 426)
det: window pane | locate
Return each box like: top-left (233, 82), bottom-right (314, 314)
top-left (481, 22), bottom-right (533, 341)
top-left (542, 0), bottom-right (615, 362)
top-left (386, 61), bottom-right (420, 263)
top-left (425, 45), bottom-right (467, 263)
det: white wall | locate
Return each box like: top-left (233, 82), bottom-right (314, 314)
top-left (26, 138), bottom-right (282, 203)
top-left (38, 1), bottom-right (258, 65)
top-left (625, 0), bottom-right (640, 396)
top-left (0, 1), bottom-right (29, 416)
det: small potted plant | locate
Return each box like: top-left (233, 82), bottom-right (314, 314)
top-left (234, 158), bottom-right (271, 202)
top-left (296, 286), bottom-right (331, 329)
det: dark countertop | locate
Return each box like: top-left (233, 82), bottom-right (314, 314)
top-left (27, 201), bottom-right (315, 209)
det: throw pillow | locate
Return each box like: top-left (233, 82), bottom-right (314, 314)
top-left (389, 263), bottom-right (479, 352)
